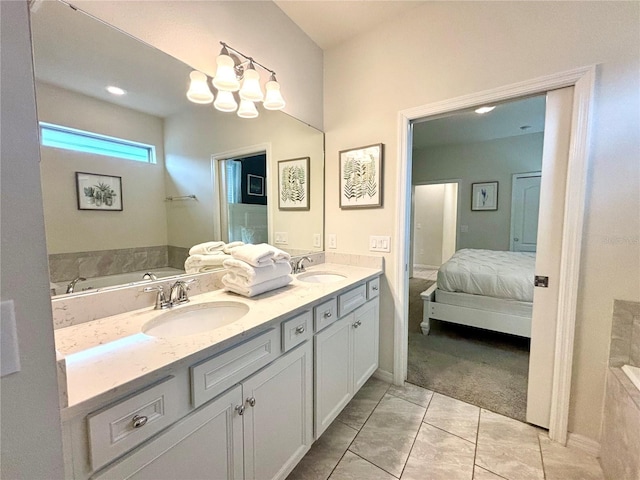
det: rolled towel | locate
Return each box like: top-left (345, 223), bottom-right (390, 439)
top-left (184, 253), bottom-right (230, 274)
top-left (223, 257), bottom-right (291, 286)
top-left (222, 273), bottom-right (292, 298)
top-left (222, 241), bottom-right (245, 254)
top-left (231, 243), bottom-right (291, 267)
top-left (189, 241), bottom-right (226, 256)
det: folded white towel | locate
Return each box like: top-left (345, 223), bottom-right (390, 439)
top-left (189, 241), bottom-right (226, 256)
top-left (222, 241), bottom-right (245, 254)
top-left (222, 274), bottom-right (292, 297)
top-left (223, 257), bottom-right (291, 286)
top-left (231, 243), bottom-right (291, 267)
top-left (184, 253), bottom-right (230, 274)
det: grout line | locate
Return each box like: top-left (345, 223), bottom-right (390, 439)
top-left (472, 408), bottom-right (482, 478)
top-left (537, 431), bottom-right (548, 480)
top-left (421, 421), bottom-right (477, 445)
top-left (348, 450), bottom-right (400, 479)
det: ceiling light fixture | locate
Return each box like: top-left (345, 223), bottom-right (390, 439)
top-left (475, 106), bottom-right (496, 114)
top-left (186, 42), bottom-right (285, 118)
top-left (106, 85), bottom-right (126, 96)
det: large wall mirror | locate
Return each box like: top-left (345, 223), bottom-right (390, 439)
top-left (31, 1), bottom-right (324, 296)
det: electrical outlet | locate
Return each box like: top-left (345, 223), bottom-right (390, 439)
top-left (313, 233), bottom-right (321, 248)
top-left (328, 234), bottom-right (337, 249)
top-left (460, 225), bottom-right (469, 233)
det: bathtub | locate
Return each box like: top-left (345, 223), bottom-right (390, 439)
top-left (52, 268), bottom-right (185, 296)
top-left (622, 364), bottom-right (640, 391)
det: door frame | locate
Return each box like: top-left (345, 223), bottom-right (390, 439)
top-left (393, 66), bottom-right (595, 444)
top-left (211, 143), bottom-right (271, 242)
top-left (510, 171), bottom-right (542, 252)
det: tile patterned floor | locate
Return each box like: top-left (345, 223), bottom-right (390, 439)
top-left (288, 378), bottom-right (605, 480)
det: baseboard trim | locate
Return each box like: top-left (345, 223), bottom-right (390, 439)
top-left (567, 433), bottom-right (600, 457)
top-left (373, 368), bottom-right (394, 384)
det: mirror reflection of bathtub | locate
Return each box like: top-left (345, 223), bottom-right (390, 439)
top-left (50, 268), bottom-right (185, 297)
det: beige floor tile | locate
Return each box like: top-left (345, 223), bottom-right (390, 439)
top-left (423, 393), bottom-right (480, 443)
top-left (475, 409), bottom-right (544, 480)
top-left (472, 466), bottom-right (506, 479)
top-left (387, 382), bottom-right (434, 407)
top-left (329, 451), bottom-right (396, 480)
top-left (336, 377), bottom-right (389, 430)
top-left (287, 421), bottom-right (358, 480)
top-left (538, 434), bottom-right (605, 480)
top-left (401, 423), bottom-right (475, 480)
top-left (349, 394), bottom-right (425, 477)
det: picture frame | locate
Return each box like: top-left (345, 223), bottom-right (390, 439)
top-left (471, 181), bottom-right (498, 211)
top-left (278, 157), bottom-right (310, 210)
top-left (247, 174), bottom-right (264, 196)
top-left (76, 172), bottom-right (123, 211)
top-left (339, 143), bottom-right (383, 209)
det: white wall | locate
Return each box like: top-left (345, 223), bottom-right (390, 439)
top-left (71, 0), bottom-right (324, 130)
top-left (413, 133), bottom-right (544, 251)
top-left (163, 105), bottom-right (324, 252)
top-left (324, 1), bottom-right (640, 441)
top-left (36, 82), bottom-right (168, 253)
top-left (0, 2), bottom-right (64, 477)
top-left (413, 184), bottom-right (445, 267)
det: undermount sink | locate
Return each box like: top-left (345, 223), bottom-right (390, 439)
top-left (297, 271), bottom-right (347, 284)
top-left (142, 301), bottom-right (250, 338)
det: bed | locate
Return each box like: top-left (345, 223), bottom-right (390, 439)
top-left (420, 249), bottom-right (535, 338)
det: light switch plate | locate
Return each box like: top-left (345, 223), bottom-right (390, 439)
top-left (1, 300), bottom-right (21, 377)
top-left (328, 234), bottom-right (337, 249)
top-left (369, 235), bottom-right (391, 253)
top-left (460, 225), bottom-right (469, 233)
top-left (274, 232), bottom-right (288, 245)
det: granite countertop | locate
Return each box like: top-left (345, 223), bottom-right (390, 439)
top-left (55, 263), bottom-right (381, 415)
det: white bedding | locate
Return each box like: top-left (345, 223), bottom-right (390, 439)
top-left (437, 249), bottom-right (535, 302)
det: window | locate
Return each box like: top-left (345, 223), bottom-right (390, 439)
top-left (39, 122), bottom-right (155, 163)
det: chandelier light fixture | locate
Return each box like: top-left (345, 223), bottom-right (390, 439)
top-left (186, 42), bottom-right (285, 118)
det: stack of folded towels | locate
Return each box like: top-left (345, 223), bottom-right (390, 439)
top-left (184, 241), bottom-right (245, 274)
top-left (222, 243), bottom-right (292, 297)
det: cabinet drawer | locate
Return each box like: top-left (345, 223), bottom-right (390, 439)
top-left (87, 376), bottom-right (180, 471)
top-left (282, 311), bottom-right (312, 352)
top-left (338, 284), bottom-right (367, 317)
top-left (314, 298), bottom-right (337, 332)
top-left (367, 277), bottom-right (380, 299)
top-left (191, 328), bottom-right (279, 408)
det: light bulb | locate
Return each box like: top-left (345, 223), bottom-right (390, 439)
top-left (237, 99), bottom-right (259, 118)
top-left (212, 48), bottom-right (240, 92)
top-left (263, 75), bottom-right (285, 110)
top-left (475, 106), bottom-right (496, 114)
top-left (214, 90), bottom-right (238, 112)
top-left (239, 67), bottom-right (264, 102)
top-left (186, 71), bottom-right (214, 104)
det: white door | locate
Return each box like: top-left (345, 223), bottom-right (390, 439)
top-left (510, 173), bottom-right (542, 252)
top-left (526, 87), bottom-right (574, 428)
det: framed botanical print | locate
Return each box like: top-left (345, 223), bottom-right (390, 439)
top-left (471, 181), bottom-right (498, 211)
top-left (339, 143), bottom-right (383, 209)
top-left (76, 172), bottom-right (123, 211)
top-left (278, 157), bottom-right (310, 210)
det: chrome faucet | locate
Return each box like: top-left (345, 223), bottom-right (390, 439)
top-left (169, 279), bottom-right (196, 306)
top-left (143, 285), bottom-right (170, 310)
top-left (66, 276), bottom-right (86, 294)
top-left (142, 272), bottom-right (157, 281)
top-left (293, 256), bottom-right (312, 274)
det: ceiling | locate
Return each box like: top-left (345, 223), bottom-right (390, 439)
top-left (273, 1), bottom-right (426, 50)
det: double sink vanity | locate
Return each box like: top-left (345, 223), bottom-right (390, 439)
top-left (54, 261), bottom-right (382, 479)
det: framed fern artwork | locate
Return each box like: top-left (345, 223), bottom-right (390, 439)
top-left (278, 157), bottom-right (310, 210)
top-left (339, 143), bottom-right (383, 209)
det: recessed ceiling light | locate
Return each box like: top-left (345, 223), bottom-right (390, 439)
top-left (475, 106), bottom-right (495, 114)
top-left (106, 86), bottom-right (126, 96)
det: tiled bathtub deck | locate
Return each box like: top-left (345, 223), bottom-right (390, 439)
top-left (288, 378), bottom-right (604, 480)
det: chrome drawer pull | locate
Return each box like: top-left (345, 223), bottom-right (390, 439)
top-left (324, 311), bottom-right (332, 318)
top-left (131, 415), bottom-right (148, 429)
top-left (295, 325), bottom-right (306, 334)
top-left (246, 397), bottom-right (256, 407)
top-left (235, 404), bottom-right (245, 416)
top-left (372, 285), bottom-right (379, 291)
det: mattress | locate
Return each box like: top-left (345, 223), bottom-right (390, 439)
top-left (437, 249), bottom-right (535, 302)
top-left (435, 289), bottom-right (533, 318)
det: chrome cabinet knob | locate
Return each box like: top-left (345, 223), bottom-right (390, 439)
top-left (131, 415), bottom-right (148, 429)
top-left (235, 404), bottom-right (245, 416)
top-left (324, 311), bottom-right (332, 318)
top-left (353, 320), bottom-right (362, 328)
top-left (246, 397), bottom-right (256, 407)
top-left (295, 325), bottom-right (306, 334)
top-left (372, 285), bottom-right (379, 291)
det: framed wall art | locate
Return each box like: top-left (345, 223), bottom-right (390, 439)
top-left (278, 157), bottom-right (310, 210)
top-left (339, 143), bottom-right (383, 209)
top-left (247, 174), bottom-right (264, 196)
top-left (76, 172), bottom-right (123, 211)
top-left (471, 181), bottom-right (498, 211)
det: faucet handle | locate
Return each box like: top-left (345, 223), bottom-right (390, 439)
top-left (143, 285), bottom-right (170, 309)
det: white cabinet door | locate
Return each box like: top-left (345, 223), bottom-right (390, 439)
top-left (242, 341), bottom-right (313, 480)
top-left (94, 386), bottom-right (244, 480)
top-left (314, 314), bottom-right (353, 438)
top-left (352, 297), bottom-right (379, 391)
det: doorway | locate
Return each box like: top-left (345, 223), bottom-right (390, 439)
top-left (394, 67), bottom-right (595, 443)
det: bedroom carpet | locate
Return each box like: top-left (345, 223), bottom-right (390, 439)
top-left (407, 277), bottom-right (531, 422)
